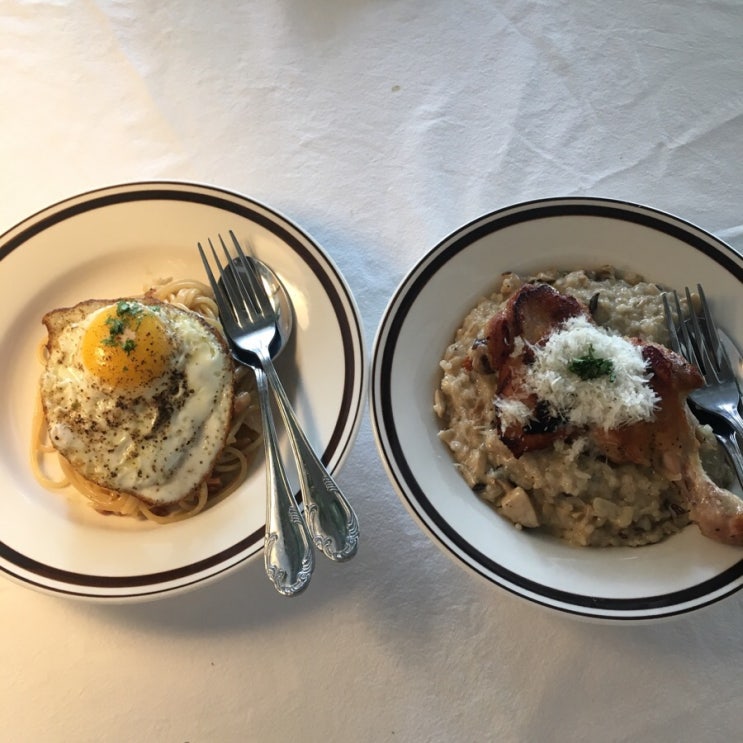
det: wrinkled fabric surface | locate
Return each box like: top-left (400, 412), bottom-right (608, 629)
top-left (1, 1), bottom-right (742, 741)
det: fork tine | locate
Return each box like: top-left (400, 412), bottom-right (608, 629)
top-left (662, 292), bottom-right (683, 355)
top-left (671, 289), bottom-right (703, 371)
top-left (197, 241), bottom-right (217, 293)
top-left (686, 285), bottom-right (726, 384)
top-left (690, 284), bottom-right (717, 377)
top-left (215, 235), bottom-right (258, 323)
top-left (198, 241), bottom-right (234, 321)
top-left (696, 283), bottom-right (734, 379)
top-left (684, 286), bottom-right (710, 369)
top-left (229, 230), bottom-right (274, 317)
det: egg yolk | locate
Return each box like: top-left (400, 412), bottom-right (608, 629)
top-left (81, 302), bottom-right (173, 388)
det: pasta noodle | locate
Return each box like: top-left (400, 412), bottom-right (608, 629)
top-left (31, 277), bottom-right (261, 523)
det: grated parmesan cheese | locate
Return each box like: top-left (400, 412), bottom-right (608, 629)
top-left (494, 397), bottom-right (534, 433)
top-left (506, 315), bottom-right (659, 430)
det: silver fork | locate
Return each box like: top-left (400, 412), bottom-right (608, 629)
top-left (662, 285), bottom-right (743, 486)
top-left (198, 238), bottom-right (314, 597)
top-left (200, 232), bottom-right (360, 563)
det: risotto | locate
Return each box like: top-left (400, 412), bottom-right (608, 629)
top-left (434, 267), bottom-right (732, 547)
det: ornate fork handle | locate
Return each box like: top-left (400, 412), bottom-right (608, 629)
top-left (261, 355), bottom-right (360, 561)
top-left (254, 367), bottom-right (314, 595)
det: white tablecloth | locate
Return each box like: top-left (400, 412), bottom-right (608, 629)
top-left (2, 2), bottom-right (742, 741)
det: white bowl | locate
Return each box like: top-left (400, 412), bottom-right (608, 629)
top-left (371, 197), bottom-right (743, 622)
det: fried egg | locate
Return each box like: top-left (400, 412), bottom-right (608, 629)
top-left (39, 297), bottom-right (234, 506)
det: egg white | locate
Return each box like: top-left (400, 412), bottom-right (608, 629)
top-left (39, 298), bottom-right (234, 505)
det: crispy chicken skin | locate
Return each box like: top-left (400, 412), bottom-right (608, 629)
top-left (486, 283), bottom-right (588, 375)
top-left (485, 283), bottom-right (587, 456)
top-left (481, 282), bottom-right (743, 546)
top-left (590, 342), bottom-right (702, 477)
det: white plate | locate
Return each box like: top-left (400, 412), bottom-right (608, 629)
top-left (371, 197), bottom-right (743, 622)
top-left (0, 181), bottom-right (366, 601)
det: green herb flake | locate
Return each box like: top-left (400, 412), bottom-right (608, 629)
top-left (567, 345), bottom-right (616, 382)
top-left (99, 301), bottom-right (144, 353)
top-left (116, 300), bottom-right (142, 318)
top-left (105, 317), bottom-right (125, 335)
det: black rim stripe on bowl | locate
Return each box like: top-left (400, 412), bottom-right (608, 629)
top-left (375, 197), bottom-right (743, 618)
top-left (0, 182), bottom-right (364, 594)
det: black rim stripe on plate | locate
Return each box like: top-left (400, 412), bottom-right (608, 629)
top-left (0, 183), bottom-right (364, 593)
top-left (0, 526), bottom-right (263, 598)
top-left (375, 197), bottom-right (743, 618)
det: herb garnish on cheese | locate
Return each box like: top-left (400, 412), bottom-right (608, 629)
top-left (496, 315), bottom-right (659, 431)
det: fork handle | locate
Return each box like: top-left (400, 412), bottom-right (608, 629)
top-left (707, 403), bottom-right (743, 490)
top-left (255, 367), bottom-right (314, 596)
top-left (722, 403), bottom-right (743, 443)
top-left (261, 357), bottom-right (360, 562)
top-left (714, 426), bottom-right (743, 491)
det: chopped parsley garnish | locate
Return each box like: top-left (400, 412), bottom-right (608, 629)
top-left (567, 344), bottom-right (616, 381)
top-left (105, 317), bottom-right (125, 336)
top-left (100, 301), bottom-right (144, 354)
top-left (116, 300), bottom-right (141, 317)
